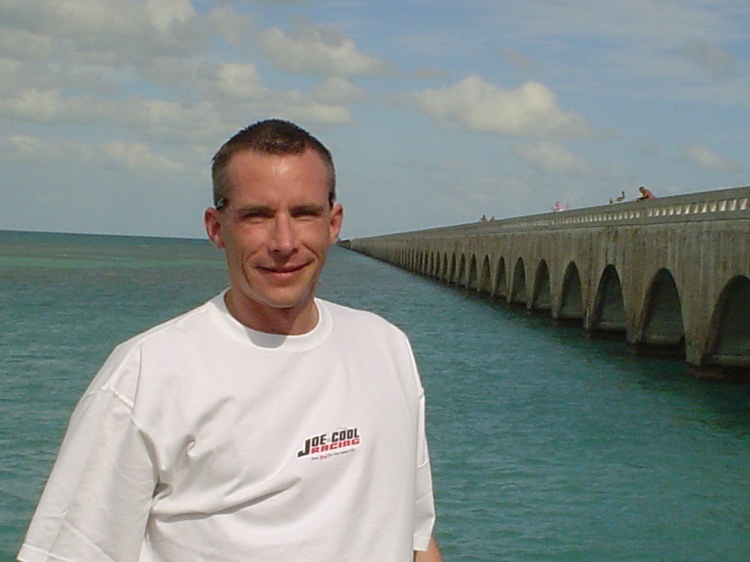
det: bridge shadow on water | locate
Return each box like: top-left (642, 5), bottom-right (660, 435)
top-left (449, 279), bottom-right (750, 385)
top-left (435, 281), bottom-right (750, 443)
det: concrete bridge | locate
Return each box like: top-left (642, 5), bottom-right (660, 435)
top-left (345, 186), bottom-right (750, 378)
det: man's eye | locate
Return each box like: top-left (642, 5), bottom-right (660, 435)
top-left (240, 211), bottom-right (271, 222)
top-left (293, 208), bottom-right (324, 219)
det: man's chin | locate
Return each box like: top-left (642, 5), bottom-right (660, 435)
top-left (253, 290), bottom-right (316, 313)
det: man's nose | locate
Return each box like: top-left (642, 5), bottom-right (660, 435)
top-left (269, 215), bottom-right (297, 254)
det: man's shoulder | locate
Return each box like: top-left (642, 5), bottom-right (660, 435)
top-left (117, 294), bottom-right (223, 352)
top-left (319, 298), bottom-right (383, 321)
top-left (318, 299), bottom-right (406, 337)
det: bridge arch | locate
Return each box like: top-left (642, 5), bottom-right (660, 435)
top-left (478, 255), bottom-right (492, 294)
top-left (442, 252), bottom-right (451, 281)
top-left (494, 257), bottom-right (507, 299)
top-left (705, 275), bottom-right (750, 367)
top-left (531, 259), bottom-right (552, 311)
top-left (468, 254), bottom-right (479, 290)
top-left (591, 264), bottom-right (625, 335)
top-left (447, 253), bottom-right (457, 283)
top-left (510, 257), bottom-right (527, 304)
top-left (457, 254), bottom-right (468, 286)
top-left (557, 262), bottom-right (584, 325)
top-left (637, 268), bottom-right (685, 354)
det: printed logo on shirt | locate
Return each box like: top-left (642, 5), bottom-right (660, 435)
top-left (297, 427), bottom-right (361, 460)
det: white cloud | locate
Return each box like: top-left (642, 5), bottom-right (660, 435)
top-left (3, 135), bottom-right (42, 156)
top-left (1, 132), bottom-right (184, 175)
top-left (0, 2), bottom-right (360, 133)
top-left (259, 22), bottom-right (391, 77)
top-left (680, 145), bottom-right (742, 172)
top-left (119, 98), bottom-right (227, 143)
top-left (0, 133), bottom-right (94, 164)
top-left (0, 88), bottom-right (76, 122)
top-left (680, 40), bottom-right (734, 79)
top-left (103, 140), bottom-right (185, 174)
top-left (0, 27), bottom-right (57, 61)
top-left (217, 63), bottom-right (267, 101)
top-left (145, 0), bottom-right (195, 33)
top-left (0, 86), bottom-right (228, 144)
top-left (407, 76), bottom-right (595, 138)
top-left (204, 68), bottom-right (354, 126)
top-left (271, 95), bottom-right (354, 125)
top-left (314, 77), bottom-right (366, 105)
top-left (0, 82), bottom-right (352, 141)
top-left (196, 62), bottom-right (356, 126)
top-left (515, 141), bottom-right (590, 175)
top-left (0, 0), bottom-right (207, 64)
top-left (207, 5), bottom-right (255, 47)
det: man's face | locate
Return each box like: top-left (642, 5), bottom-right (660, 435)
top-left (205, 148), bottom-right (343, 333)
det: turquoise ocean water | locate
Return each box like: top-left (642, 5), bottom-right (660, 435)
top-left (2, 230), bottom-right (750, 561)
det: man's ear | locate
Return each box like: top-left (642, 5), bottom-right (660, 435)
top-left (204, 207), bottom-right (225, 249)
top-left (328, 203), bottom-right (343, 245)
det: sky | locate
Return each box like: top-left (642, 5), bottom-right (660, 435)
top-left (1, 0), bottom-right (748, 240)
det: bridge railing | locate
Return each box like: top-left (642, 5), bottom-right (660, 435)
top-left (352, 185), bottom-right (750, 242)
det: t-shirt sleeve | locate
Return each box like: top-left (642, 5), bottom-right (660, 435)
top-left (409, 350), bottom-right (437, 552)
top-left (18, 347), bottom-right (157, 562)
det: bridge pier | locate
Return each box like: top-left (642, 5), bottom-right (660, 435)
top-left (345, 186), bottom-right (750, 378)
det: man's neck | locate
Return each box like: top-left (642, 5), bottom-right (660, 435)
top-left (224, 290), bottom-right (319, 335)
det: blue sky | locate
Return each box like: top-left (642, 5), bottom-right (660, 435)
top-left (1, 0), bottom-right (748, 239)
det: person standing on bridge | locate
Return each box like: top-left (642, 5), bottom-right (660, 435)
top-left (637, 186), bottom-right (655, 200)
top-left (18, 119), bottom-right (442, 562)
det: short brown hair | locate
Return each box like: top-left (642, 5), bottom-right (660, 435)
top-left (211, 119), bottom-right (336, 209)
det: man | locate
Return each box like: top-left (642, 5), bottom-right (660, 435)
top-left (637, 186), bottom-right (655, 200)
top-left (18, 119), bottom-right (442, 561)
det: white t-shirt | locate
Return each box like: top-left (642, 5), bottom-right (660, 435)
top-left (19, 294), bottom-right (436, 562)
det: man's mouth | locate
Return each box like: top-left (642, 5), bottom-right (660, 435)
top-left (258, 263), bottom-right (306, 274)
